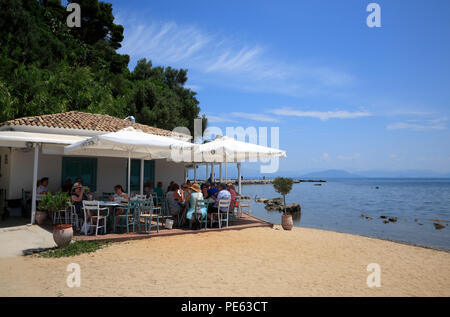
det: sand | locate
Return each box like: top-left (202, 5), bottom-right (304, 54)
top-left (0, 226), bottom-right (449, 297)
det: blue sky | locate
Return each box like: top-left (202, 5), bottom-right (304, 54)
top-left (109, 0), bottom-right (450, 174)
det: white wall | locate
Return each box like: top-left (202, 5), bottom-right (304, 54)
top-left (8, 148), bottom-right (62, 199)
top-left (3, 149), bottom-right (185, 199)
top-left (0, 147), bottom-right (11, 196)
top-left (154, 159), bottom-right (186, 189)
top-left (96, 157), bottom-right (127, 194)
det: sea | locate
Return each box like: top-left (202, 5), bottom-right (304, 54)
top-left (242, 178), bottom-right (450, 251)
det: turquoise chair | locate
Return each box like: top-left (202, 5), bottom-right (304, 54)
top-left (113, 201), bottom-right (137, 233)
top-left (137, 200), bottom-right (160, 233)
top-left (189, 199), bottom-right (208, 230)
top-left (156, 197), bottom-right (171, 226)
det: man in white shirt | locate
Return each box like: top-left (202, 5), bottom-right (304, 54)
top-left (213, 183), bottom-right (231, 211)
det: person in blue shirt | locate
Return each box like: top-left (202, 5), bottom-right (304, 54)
top-left (207, 183), bottom-right (219, 198)
top-left (154, 181), bottom-right (164, 198)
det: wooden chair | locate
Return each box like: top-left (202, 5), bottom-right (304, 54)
top-left (82, 201), bottom-right (109, 236)
top-left (137, 200), bottom-right (160, 233)
top-left (113, 201), bottom-right (136, 234)
top-left (156, 196), bottom-right (170, 227)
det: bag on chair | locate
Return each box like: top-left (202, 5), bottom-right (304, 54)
top-left (81, 222), bottom-right (90, 235)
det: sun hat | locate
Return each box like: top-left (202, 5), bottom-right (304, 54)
top-left (189, 183), bottom-right (201, 193)
top-left (72, 182), bottom-right (83, 190)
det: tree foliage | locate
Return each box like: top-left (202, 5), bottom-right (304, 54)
top-left (273, 177), bottom-right (294, 214)
top-left (0, 0), bottom-right (204, 135)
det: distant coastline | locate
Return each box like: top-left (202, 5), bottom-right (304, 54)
top-left (239, 179), bottom-right (326, 185)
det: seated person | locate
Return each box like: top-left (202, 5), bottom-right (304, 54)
top-left (207, 183), bottom-right (219, 198)
top-left (185, 183), bottom-right (207, 222)
top-left (37, 177), bottom-right (49, 195)
top-left (208, 183), bottom-right (231, 214)
top-left (110, 185), bottom-right (129, 218)
top-left (110, 185), bottom-right (129, 203)
top-left (166, 181), bottom-right (175, 193)
top-left (166, 184), bottom-right (181, 216)
top-left (62, 178), bottom-right (72, 193)
top-left (201, 184), bottom-right (209, 199)
top-left (144, 180), bottom-right (154, 197)
top-left (154, 181), bottom-right (164, 198)
top-left (71, 182), bottom-right (88, 221)
top-left (227, 183), bottom-right (237, 211)
top-left (70, 177), bottom-right (90, 196)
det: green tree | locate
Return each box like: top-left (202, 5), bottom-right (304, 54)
top-left (273, 177), bottom-right (294, 214)
top-left (0, 0), bottom-right (205, 137)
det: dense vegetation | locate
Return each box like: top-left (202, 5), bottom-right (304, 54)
top-left (0, 0), bottom-right (207, 134)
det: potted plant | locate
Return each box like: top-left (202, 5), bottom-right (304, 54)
top-left (273, 177), bottom-right (294, 230)
top-left (38, 192), bottom-right (73, 247)
top-left (35, 197), bottom-right (48, 225)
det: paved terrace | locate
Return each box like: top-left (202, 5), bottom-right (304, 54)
top-left (74, 213), bottom-right (273, 243)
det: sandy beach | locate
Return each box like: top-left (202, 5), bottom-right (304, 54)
top-left (0, 226), bottom-right (449, 297)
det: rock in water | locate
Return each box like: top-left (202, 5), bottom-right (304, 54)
top-left (383, 220), bottom-right (389, 224)
top-left (433, 223), bottom-right (445, 230)
top-left (365, 216), bottom-right (373, 220)
top-left (388, 217), bottom-right (398, 223)
top-left (380, 215), bottom-right (387, 219)
top-left (285, 203), bottom-right (301, 213)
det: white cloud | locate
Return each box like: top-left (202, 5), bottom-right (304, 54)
top-left (270, 107), bottom-right (372, 120)
top-left (205, 115), bottom-right (237, 123)
top-left (312, 153), bottom-right (331, 162)
top-left (386, 118), bottom-right (447, 131)
top-left (230, 112), bottom-right (280, 123)
top-left (117, 16), bottom-right (354, 97)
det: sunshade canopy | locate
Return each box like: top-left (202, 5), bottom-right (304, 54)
top-left (193, 136), bottom-right (286, 162)
top-left (64, 127), bottom-right (193, 160)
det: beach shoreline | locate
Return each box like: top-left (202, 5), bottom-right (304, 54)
top-left (0, 225), bottom-right (449, 297)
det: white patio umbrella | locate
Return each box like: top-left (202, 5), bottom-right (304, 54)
top-left (193, 136), bottom-right (286, 193)
top-left (193, 136), bottom-right (286, 162)
top-left (64, 127), bottom-right (193, 196)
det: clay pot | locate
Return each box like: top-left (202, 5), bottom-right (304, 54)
top-left (281, 214), bottom-right (293, 230)
top-left (35, 211), bottom-right (47, 225)
top-left (53, 224), bottom-right (73, 247)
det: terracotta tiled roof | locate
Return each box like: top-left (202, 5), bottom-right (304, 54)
top-left (0, 111), bottom-right (190, 138)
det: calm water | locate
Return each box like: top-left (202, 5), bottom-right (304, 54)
top-left (242, 179), bottom-right (450, 251)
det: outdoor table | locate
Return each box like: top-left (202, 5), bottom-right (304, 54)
top-left (98, 201), bottom-right (126, 233)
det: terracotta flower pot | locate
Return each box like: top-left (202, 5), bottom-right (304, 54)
top-left (53, 224), bottom-right (73, 247)
top-left (281, 214), bottom-right (293, 230)
top-left (35, 211), bottom-right (47, 225)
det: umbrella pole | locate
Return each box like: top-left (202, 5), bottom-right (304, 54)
top-left (225, 162), bottom-right (228, 183)
top-left (206, 164), bottom-right (209, 183)
top-left (237, 162), bottom-right (242, 194)
top-left (128, 152), bottom-right (131, 197)
top-left (194, 164), bottom-right (197, 183)
top-left (219, 163), bottom-right (223, 182)
top-left (140, 159), bottom-right (144, 196)
top-left (31, 144), bottom-right (39, 224)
